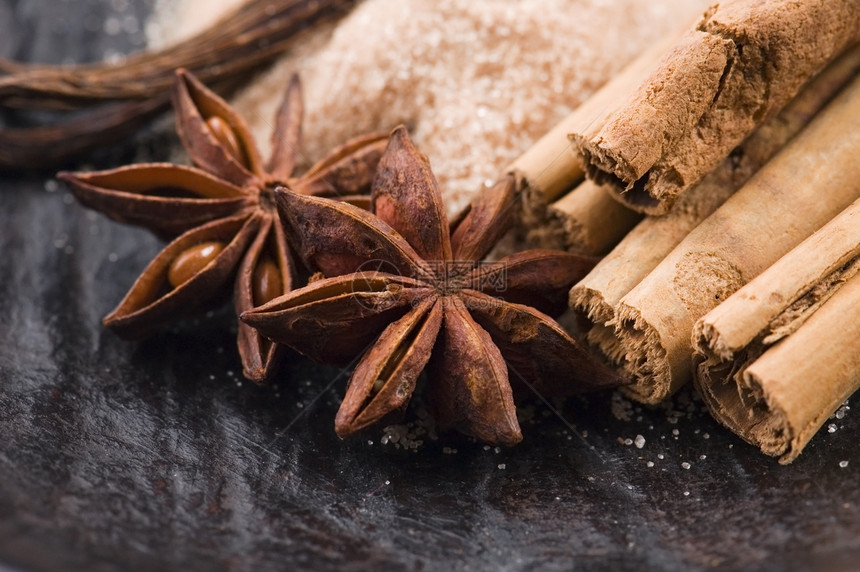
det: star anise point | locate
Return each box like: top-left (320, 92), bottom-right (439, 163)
top-left (62, 70), bottom-right (388, 383)
top-left (242, 128), bottom-right (624, 444)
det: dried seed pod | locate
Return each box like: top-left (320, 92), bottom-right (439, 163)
top-left (104, 213), bottom-right (261, 339)
top-left (61, 68), bottom-right (388, 382)
top-left (242, 127), bottom-right (624, 445)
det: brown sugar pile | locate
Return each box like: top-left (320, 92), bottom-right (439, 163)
top-left (152, 0), bottom-right (709, 214)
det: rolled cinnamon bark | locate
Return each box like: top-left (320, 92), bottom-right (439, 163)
top-left (570, 44), bottom-right (860, 379)
top-left (513, 32), bottom-right (683, 247)
top-left (609, 71), bottom-right (860, 404)
top-left (570, 0), bottom-right (860, 215)
top-left (693, 198), bottom-right (860, 463)
top-left (522, 179), bottom-right (641, 255)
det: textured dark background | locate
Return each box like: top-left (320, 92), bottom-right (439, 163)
top-left (1, 1), bottom-right (858, 570)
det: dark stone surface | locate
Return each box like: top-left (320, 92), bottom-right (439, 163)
top-left (1, 2), bottom-right (858, 571)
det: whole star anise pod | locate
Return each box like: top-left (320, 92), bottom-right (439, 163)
top-left (58, 69), bottom-right (387, 383)
top-left (241, 126), bottom-right (622, 445)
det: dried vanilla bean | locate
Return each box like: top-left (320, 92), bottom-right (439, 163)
top-left (0, 0), bottom-right (356, 169)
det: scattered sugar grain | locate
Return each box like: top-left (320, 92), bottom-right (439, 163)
top-left (611, 392), bottom-right (634, 421)
top-left (104, 16), bottom-right (122, 35)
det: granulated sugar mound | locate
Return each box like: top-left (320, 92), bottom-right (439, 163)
top-left (153, 0), bottom-right (709, 214)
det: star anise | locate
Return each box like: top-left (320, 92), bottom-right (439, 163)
top-left (241, 126), bottom-right (622, 445)
top-left (58, 69), bottom-right (387, 383)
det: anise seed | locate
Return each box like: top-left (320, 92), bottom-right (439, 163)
top-left (206, 116), bottom-right (244, 166)
top-left (168, 241), bottom-right (225, 288)
top-left (252, 256), bottom-right (283, 306)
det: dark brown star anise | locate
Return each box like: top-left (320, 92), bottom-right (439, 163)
top-left (241, 126), bottom-right (622, 445)
top-left (58, 69), bottom-right (387, 383)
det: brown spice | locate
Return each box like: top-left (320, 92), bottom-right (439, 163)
top-left (0, 0), bottom-right (358, 168)
top-left (59, 69), bottom-right (387, 383)
top-left (571, 0), bottom-right (860, 214)
top-left (241, 127), bottom-right (622, 445)
top-left (693, 197), bottom-right (860, 463)
top-left (569, 43), bottom-right (860, 402)
top-left (611, 71), bottom-right (860, 404)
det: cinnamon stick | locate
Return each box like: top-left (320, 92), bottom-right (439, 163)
top-left (512, 31), bottom-right (683, 226)
top-left (693, 198), bottom-right (860, 463)
top-left (570, 44), bottom-right (860, 386)
top-left (607, 72), bottom-right (860, 404)
top-left (522, 179), bottom-right (641, 255)
top-left (570, 0), bottom-right (860, 215)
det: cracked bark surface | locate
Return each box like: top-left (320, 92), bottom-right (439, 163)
top-left (571, 0), bottom-right (860, 214)
top-left (610, 72), bottom-right (860, 404)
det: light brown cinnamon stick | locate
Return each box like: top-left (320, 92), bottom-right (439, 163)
top-left (512, 31), bottom-right (684, 243)
top-left (693, 197), bottom-right (860, 463)
top-left (608, 72), bottom-right (860, 404)
top-left (570, 0), bottom-right (860, 215)
top-left (522, 179), bottom-right (641, 255)
top-left (570, 44), bottom-right (860, 383)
